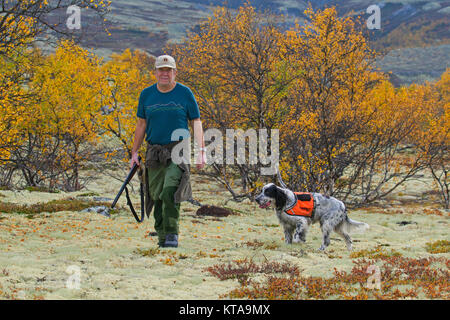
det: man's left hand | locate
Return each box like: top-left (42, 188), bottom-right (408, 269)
top-left (196, 151), bottom-right (206, 170)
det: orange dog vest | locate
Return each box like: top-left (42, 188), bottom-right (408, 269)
top-left (285, 192), bottom-right (314, 217)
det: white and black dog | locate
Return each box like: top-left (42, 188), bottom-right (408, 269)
top-left (255, 182), bottom-right (369, 251)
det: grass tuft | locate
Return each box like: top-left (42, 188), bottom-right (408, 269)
top-left (350, 245), bottom-right (402, 259)
top-left (425, 240), bottom-right (450, 254)
top-left (0, 197), bottom-right (112, 216)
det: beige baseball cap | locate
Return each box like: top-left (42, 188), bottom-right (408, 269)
top-left (155, 55), bottom-right (176, 69)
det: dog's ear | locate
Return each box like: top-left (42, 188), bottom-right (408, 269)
top-left (274, 187), bottom-right (287, 211)
top-left (264, 184), bottom-right (286, 210)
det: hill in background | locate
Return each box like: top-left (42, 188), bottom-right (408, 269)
top-left (73, 0), bottom-right (449, 86)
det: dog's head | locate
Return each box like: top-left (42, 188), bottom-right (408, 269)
top-left (255, 183), bottom-right (287, 210)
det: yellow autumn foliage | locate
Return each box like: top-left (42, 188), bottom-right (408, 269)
top-left (0, 46), bottom-right (31, 160)
top-left (0, 3), bottom-right (447, 204)
top-left (99, 48), bottom-right (156, 161)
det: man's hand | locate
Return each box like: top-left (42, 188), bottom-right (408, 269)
top-left (190, 118), bottom-right (205, 170)
top-left (130, 118), bottom-right (146, 169)
top-left (196, 150), bottom-right (206, 170)
top-left (130, 152), bottom-right (141, 169)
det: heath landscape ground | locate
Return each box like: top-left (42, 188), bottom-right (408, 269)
top-left (0, 167), bottom-right (448, 300)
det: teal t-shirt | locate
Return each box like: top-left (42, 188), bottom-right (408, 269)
top-left (137, 82), bottom-right (200, 145)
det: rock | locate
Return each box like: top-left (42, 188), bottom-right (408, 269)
top-left (93, 197), bottom-right (113, 202)
top-left (81, 206), bottom-right (111, 217)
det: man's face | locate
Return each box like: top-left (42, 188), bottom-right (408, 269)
top-left (155, 67), bottom-right (176, 86)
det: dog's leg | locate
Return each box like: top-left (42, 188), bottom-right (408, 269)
top-left (293, 218), bottom-right (308, 243)
top-left (343, 233), bottom-right (353, 251)
top-left (319, 231), bottom-right (331, 251)
top-left (284, 230), bottom-right (293, 244)
top-left (335, 220), bottom-right (353, 251)
top-left (319, 209), bottom-right (348, 251)
top-left (283, 225), bottom-right (294, 244)
top-left (319, 221), bottom-right (332, 251)
top-left (335, 227), bottom-right (353, 251)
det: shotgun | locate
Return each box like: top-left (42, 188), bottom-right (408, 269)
top-left (111, 155), bottom-right (145, 223)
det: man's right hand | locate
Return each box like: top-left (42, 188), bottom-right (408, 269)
top-left (130, 118), bottom-right (146, 169)
top-left (130, 152), bottom-right (140, 169)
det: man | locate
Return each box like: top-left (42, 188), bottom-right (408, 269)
top-left (130, 54), bottom-right (205, 248)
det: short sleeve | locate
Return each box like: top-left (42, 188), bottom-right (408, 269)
top-left (137, 90), bottom-right (146, 119)
top-left (186, 88), bottom-right (200, 120)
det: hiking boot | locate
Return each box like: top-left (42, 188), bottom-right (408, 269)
top-left (164, 234), bottom-right (178, 248)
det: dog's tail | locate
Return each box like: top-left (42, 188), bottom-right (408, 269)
top-left (276, 166), bottom-right (288, 189)
top-left (343, 215), bottom-right (369, 234)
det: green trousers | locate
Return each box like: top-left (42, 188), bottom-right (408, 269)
top-left (147, 161), bottom-right (182, 246)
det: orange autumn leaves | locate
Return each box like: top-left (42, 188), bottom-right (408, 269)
top-left (0, 212), bottom-right (141, 247)
top-left (0, 40), bottom-right (156, 190)
top-left (0, 4), bottom-right (448, 205)
top-left (174, 5), bottom-right (448, 206)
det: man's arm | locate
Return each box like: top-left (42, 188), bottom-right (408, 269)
top-left (130, 118), bottom-right (147, 168)
top-left (190, 118), bottom-right (205, 169)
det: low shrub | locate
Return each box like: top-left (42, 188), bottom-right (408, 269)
top-left (0, 197), bottom-right (112, 216)
top-left (350, 245), bottom-right (402, 259)
top-left (206, 255), bottom-right (449, 299)
top-left (425, 240), bottom-right (450, 254)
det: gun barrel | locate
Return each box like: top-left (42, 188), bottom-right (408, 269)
top-left (111, 184), bottom-right (126, 209)
top-left (111, 156), bottom-right (141, 209)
